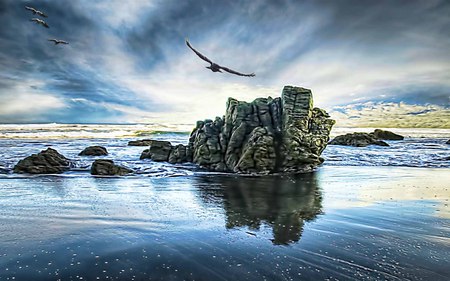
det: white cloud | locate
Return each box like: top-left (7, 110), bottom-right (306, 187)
top-left (0, 80), bottom-right (66, 118)
top-left (81, 0), bottom-right (157, 29)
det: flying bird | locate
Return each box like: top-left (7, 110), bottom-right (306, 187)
top-left (30, 18), bottom-right (49, 28)
top-left (25, 6), bottom-right (47, 18)
top-left (185, 39), bottom-right (255, 77)
top-left (48, 39), bottom-right (69, 45)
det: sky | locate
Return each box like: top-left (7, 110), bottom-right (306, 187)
top-left (0, 0), bottom-right (449, 127)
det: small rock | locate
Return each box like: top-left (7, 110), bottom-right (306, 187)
top-left (329, 133), bottom-right (389, 147)
top-left (140, 140), bottom-right (173, 161)
top-left (13, 148), bottom-right (71, 174)
top-left (371, 129), bottom-right (404, 140)
top-left (446, 139), bottom-right (450, 144)
top-left (128, 139), bottom-right (154, 146)
top-left (90, 159), bottom-right (133, 176)
top-left (78, 146), bottom-right (108, 156)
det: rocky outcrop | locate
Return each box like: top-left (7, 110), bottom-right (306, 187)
top-left (143, 86), bottom-right (334, 174)
top-left (90, 159), bottom-right (133, 176)
top-left (140, 140), bottom-right (173, 161)
top-left (329, 133), bottom-right (389, 147)
top-left (370, 129), bottom-right (404, 140)
top-left (140, 141), bottom-right (189, 164)
top-left (168, 144), bottom-right (188, 164)
top-left (186, 86), bottom-right (335, 173)
top-left (128, 139), bottom-right (154, 146)
top-left (13, 148), bottom-right (71, 174)
top-left (446, 139), bottom-right (450, 144)
top-left (79, 146), bottom-right (108, 156)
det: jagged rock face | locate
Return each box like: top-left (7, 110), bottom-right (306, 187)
top-left (280, 87), bottom-right (335, 172)
top-left (329, 133), bottom-right (389, 147)
top-left (168, 144), bottom-right (188, 164)
top-left (186, 86), bottom-right (335, 174)
top-left (371, 129), bottom-right (404, 140)
top-left (13, 148), bottom-right (71, 174)
top-left (90, 159), bottom-right (133, 176)
top-left (79, 146), bottom-right (108, 156)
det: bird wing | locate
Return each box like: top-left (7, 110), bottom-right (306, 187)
top-left (60, 40), bottom-right (69, 44)
top-left (37, 11), bottom-right (48, 17)
top-left (48, 39), bottom-right (56, 42)
top-left (41, 21), bottom-right (49, 28)
top-left (218, 65), bottom-right (255, 77)
top-left (25, 6), bottom-right (36, 12)
top-left (185, 40), bottom-right (213, 64)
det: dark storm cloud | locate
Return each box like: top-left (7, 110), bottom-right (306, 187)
top-left (0, 0), bottom-right (449, 123)
top-left (0, 0), bottom-right (166, 123)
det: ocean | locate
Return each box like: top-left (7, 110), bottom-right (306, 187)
top-left (0, 124), bottom-right (449, 280)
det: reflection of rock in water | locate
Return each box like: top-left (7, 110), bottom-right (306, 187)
top-left (195, 173), bottom-right (322, 245)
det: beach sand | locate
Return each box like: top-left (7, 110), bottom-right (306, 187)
top-left (0, 166), bottom-right (448, 280)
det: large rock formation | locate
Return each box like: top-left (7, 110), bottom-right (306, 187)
top-left (79, 146), bottom-right (108, 156)
top-left (90, 159), bottom-right (133, 176)
top-left (143, 86), bottom-right (334, 174)
top-left (13, 148), bottom-right (71, 174)
top-left (370, 129), bottom-right (404, 140)
top-left (329, 132), bottom-right (389, 147)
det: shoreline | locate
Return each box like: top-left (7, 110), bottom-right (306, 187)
top-left (1, 165), bottom-right (448, 280)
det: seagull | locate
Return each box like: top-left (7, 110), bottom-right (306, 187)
top-left (30, 18), bottom-right (49, 28)
top-left (185, 39), bottom-right (255, 77)
top-left (25, 6), bottom-right (47, 18)
top-left (48, 39), bottom-right (69, 45)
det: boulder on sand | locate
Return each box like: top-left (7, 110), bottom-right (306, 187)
top-left (90, 159), bottom-right (133, 176)
top-left (370, 129), bottom-right (404, 140)
top-left (78, 146), bottom-right (108, 156)
top-left (13, 148), bottom-right (71, 174)
top-left (329, 132), bottom-right (389, 147)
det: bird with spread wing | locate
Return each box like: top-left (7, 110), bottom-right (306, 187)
top-left (185, 39), bottom-right (255, 77)
top-left (30, 18), bottom-right (49, 28)
top-left (25, 6), bottom-right (48, 18)
top-left (48, 39), bottom-right (69, 45)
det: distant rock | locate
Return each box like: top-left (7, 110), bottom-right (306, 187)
top-left (446, 139), bottom-right (450, 144)
top-left (329, 133), bottom-right (389, 147)
top-left (90, 159), bottom-right (133, 176)
top-left (128, 139), bottom-right (154, 146)
top-left (140, 140), bottom-right (173, 161)
top-left (143, 86), bottom-right (335, 174)
top-left (78, 146), bottom-right (108, 156)
top-left (13, 148), bottom-right (71, 174)
top-left (370, 129), bottom-right (404, 140)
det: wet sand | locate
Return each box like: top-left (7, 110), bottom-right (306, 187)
top-left (0, 166), bottom-right (448, 280)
